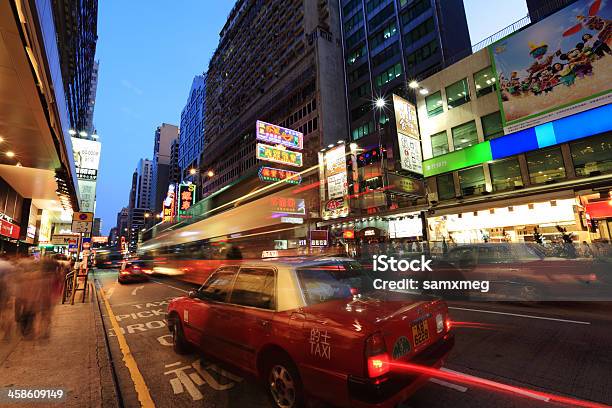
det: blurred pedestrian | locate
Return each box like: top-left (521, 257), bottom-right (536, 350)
top-left (0, 256), bottom-right (15, 339)
top-left (580, 241), bottom-right (593, 258)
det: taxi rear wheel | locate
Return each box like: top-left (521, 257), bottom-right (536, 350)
top-left (171, 317), bottom-right (190, 354)
top-left (265, 356), bottom-right (304, 408)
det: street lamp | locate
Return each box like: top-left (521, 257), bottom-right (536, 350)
top-left (408, 80), bottom-right (419, 89)
top-left (375, 97), bottom-right (386, 109)
top-left (206, 170), bottom-right (214, 178)
top-left (144, 213), bottom-right (150, 218)
top-left (190, 168), bottom-right (197, 175)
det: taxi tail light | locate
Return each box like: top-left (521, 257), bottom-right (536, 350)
top-left (445, 315), bottom-right (452, 332)
top-left (365, 332), bottom-right (390, 378)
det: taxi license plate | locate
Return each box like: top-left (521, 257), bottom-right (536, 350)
top-left (412, 320), bottom-right (430, 348)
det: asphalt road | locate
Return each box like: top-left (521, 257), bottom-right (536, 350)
top-left (93, 269), bottom-right (612, 408)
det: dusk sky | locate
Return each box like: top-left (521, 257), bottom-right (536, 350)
top-left (94, 0), bottom-right (528, 234)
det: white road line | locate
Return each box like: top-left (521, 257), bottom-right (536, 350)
top-left (106, 287), bottom-right (115, 299)
top-left (429, 378), bottom-right (467, 392)
top-left (151, 279), bottom-right (189, 293)
top-left (440, 368), bottom-right (550, 402)
top-left (448, 306), bottom-right (591, 325)
top-left (131, 286), bottom-right (144, 296)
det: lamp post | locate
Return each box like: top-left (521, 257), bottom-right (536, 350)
top-left (374, 97), bottom-right (387, 191)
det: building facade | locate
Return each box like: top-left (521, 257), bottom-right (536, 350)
top-left (200, 0), bottom-right (348, 199)
top-left (136, 158), bottom-right (153, 209)
top-left (179, 74), bottom-right (206, 184)
top-left (169, 138), bottom-right (181, 185)
top-left (150, 123), bottom-right (179, 215)
top-left (84, 60), bottom-right (99, 134)
top-left (415, 47), bottom-right (611, 244)
top-left (52, 0), bottom-right (99, 133)
top-left (340, 0), bottom-right (471, 143)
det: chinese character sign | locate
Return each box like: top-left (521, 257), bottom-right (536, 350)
top-left (270, 197), bottom-right (306, 215)
top-left (256, 120), bottom-right (303, 150)
top-left (258, 167), bottom-right (302, 184)
top-left (324, 145), bottom-right (349, 200)
top-left (178, 184), bottom-right (196, 216)
top-left (163, 184), bottom-right (176, 222)
top-left (393, 94), bottom-right (420, 140)
top-left (398, 134), bottom-right (423, 175)
top-left (256, 144), bottom-right (303, 167)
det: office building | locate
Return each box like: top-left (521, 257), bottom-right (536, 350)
top-left (116, 207), bottom-right (129, 241)
top-left (526, 0), bottom-right (577, 22)
top-left (135, 159), bottom-right (153, 209)
top-left (85, 60), bottom-right (99, 133)
top-left (52, 0), bottom-right (99, 133)
top-left (150, 123), bottom-right (179, 214)
top-left (92, 218), bottom-right (101, 236)
top-left (200, 0), bottom-right (348, 199)
top-left (169, 138), bottom-right (181, 185)
top-left (340, 0), bottom-right (471, 144)
top-left (179, 74), bottom-right (206, 184)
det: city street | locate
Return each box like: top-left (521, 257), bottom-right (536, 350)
top-left (93, 269), bottom-right (612, 408)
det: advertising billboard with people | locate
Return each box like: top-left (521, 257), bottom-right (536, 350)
top-left (490, 0), bottom-right (612, 133)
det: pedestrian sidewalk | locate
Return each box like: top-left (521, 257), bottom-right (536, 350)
top-left (0, 283), bottom-right (118, 407)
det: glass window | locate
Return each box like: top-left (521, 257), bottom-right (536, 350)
top-left (458, 166), bottom-right (486, 196)
top-left (570, 133), bottom-right (612, 177)
top-left (436, 173), bottom-right (455, 200)
top-left (229, 268), bottom-right (275, 309)
top-left (452, 121), bottom-right (478, 150)
top-left (369, 22), bottom-right (397, 49)
top-left (199, 267), bottom-right (238, 302)
top-left (404, 17), bottom-right (434, 44)
top-left (446, 78), bottom-right (470, 108)
top-left (526, 147), bottom-right (566, 184)
top-left (489, 157), bottom-right (523, 192)
top-left (347, 44), bottom-right (366, 65)
top-left (405, 39), bottom-right (438, 68)
top-left (481, 111), bottom-right (504, 140)
top-left (473, 66), bottom-right (496, 97)
top-left (431, 131), bottom-right (449, 157)
top-left (425, 91), bottom-right (443, 117)
top-left (296, 262), bottom-right (373, 305)
top-left (352, 121), bottom-right (374, 140)
top-left (374, 62), bottom-right (402, 87)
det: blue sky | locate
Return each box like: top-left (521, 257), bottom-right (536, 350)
top-left (94, 0), bottom-right (528, 234)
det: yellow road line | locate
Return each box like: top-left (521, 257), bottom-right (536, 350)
top-left (99, 287), bottom-right (156, 408)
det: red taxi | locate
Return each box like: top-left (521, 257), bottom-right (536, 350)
top-left (167, 258), bottom-right (454, 408)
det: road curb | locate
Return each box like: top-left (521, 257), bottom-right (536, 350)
top-left (92, 273), bottom-right (124, 408)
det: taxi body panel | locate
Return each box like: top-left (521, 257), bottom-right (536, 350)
top-left (167, 258), bottom-right (453, 407)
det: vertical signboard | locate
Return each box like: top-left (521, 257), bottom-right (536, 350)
top-left (162, 184), bottom-right (176, 222)
top-left (178, 183), bottom-right (196, 217)
top-left (392, 94), bottom-right (423, 175)
top-left (71, 137), bottom-right (102, 213)
top-left (321, 145), bottom-right (350, 219)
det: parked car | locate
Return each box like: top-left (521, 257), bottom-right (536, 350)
top-left (117, 260), bottom-right (151, 284)
top-left (167, 257), bottom-right (454, 408)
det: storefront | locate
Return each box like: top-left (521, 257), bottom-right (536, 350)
top-left (427, 196), bottom-right (589, 244)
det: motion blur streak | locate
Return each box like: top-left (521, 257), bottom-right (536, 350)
top-left (388, 361), bottom-right (610, 408)
top-left (292, 180), bottom-right (321, 193)
top-left (449, 320), bottom-right (504, 330)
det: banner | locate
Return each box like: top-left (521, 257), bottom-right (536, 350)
top-left (393, 94), bottom-right (423, 174)
top-left (490, 0), bottom-right (612, 133)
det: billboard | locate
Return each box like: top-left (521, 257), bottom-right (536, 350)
top-left (256, 144), bottom-right (303, 167)
top-left (256, 120), bottom-right (303, 150)
top-left (392, 95), bottom-right (423, 174)
top-left (162, 184), bottom-right (176, 222)
top-left (77, 179), bottom-right (97, 212)
top-left (490, 0), bottom-right (612, 133)
top-left (71, 138), bottom-right (102, 179)
top-left (178, 183), bottom-right (196, 216)
top-left (324, 145), bottom-right (348, 200)
top-left (258, 167), bottom-right (302, 184)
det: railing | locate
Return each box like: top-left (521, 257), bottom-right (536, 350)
top-left (471, 15), bottom-right (531, 53)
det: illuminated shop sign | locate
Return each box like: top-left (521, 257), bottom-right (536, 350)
top-left (258, 167), bottom-right (302, 184)
top-left (162, 184), bottom-right (176, 222)
top-left (256, 120), bottom-right (303, 150)
top-left (387, 173), bottom-right (426, 197)
top-left (310, 230), bottom-right (328, 247)
top-left (270, 197), bottom-right (306, 215)
top-left (423, 104), bottom-right (612, 177)
top-left (0, 219), bottom-right (20, 239)
top-left (256, 143), bottom-right (303, 167)
top-left (322, 197), bottom-right (349, 220)
top-left (489, 0), bottom-right (612, 133)
top-left (393, 94), bottom-right (423, 175)
top-left (343, 230), bottom-right (355, 239)
top-left (178, 184), bottom-right (196, 216)
top-left (324, 145), bottom-right (348, 200)
top-left (280, 216), bottom-right (304, 224)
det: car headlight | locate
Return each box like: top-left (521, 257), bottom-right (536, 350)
top-left (436, 313), bottom-right (444, 333)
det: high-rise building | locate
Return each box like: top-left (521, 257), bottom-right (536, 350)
top-left (52, 0), bottom-right (99, 133)
top-left (136, 159), bottom-right (153, 209)
top-left (200, 0), bottom-right (348, 199)
top-left (116, 207), bottom-right (129, 241)
top-left (150, 123), bottom-right (179, 215)
top-left (179, 74), bottom-right (206, 184)
top-left (92, 218), bottom-right (101, 236)
top-left (340, 0), bottom-right (471, 143)
top-left (85, 60), bottom-right (99, 134)
top-left (169, 138), bottom-right (181, 185)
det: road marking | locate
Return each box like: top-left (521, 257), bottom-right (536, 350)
top-left (151, 279), bottom-right (189, 293)
top-left (99, 287), bottom-right (156, 408)
top-left (448, 307), bottom-right (591, 325)
top-left (429, 377), bottom-right (467, 392)
top-left (132, 285), bottom-right (144, 296)
top-left (106, 287), bottom-right (115, 299)
top-left (440, 368), bottom-right (549, 402)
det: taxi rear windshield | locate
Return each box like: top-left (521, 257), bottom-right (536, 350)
top-left (296, 261), bottom-right (374, 305)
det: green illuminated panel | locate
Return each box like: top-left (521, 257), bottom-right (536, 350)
top-left (423, 141), bottom-right (492, 177)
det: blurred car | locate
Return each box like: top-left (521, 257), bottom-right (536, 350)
top-left (118, 260), bottom-right (151, 284)
top-left (167, 257), bottom-right (454, 408)
top-left (445, 243), bottom-right (608, 301)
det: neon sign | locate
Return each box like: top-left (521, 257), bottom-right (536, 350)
top-left (258, 167), bottom-right (302, 184)
top-left (257, 143), bottom-right (303, 167)
top-left (256, 120), bottom-right (303, 150)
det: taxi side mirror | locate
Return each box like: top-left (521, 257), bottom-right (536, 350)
top-left (188, 290), bottom-right (197, 299)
